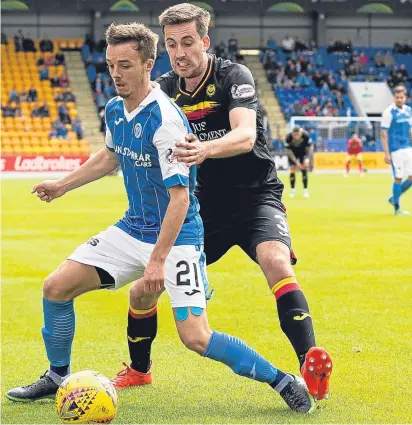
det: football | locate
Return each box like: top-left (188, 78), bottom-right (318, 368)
top-left (56, 371), bottom-right (118, 424)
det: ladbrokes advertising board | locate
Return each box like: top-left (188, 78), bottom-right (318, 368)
top-left (1, 155), bottom-right (89, 172)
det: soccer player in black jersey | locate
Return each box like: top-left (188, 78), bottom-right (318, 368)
top-left (113, 4), bottom-right (333, 401)
top-left (285, 127), bottom-right (312, 198)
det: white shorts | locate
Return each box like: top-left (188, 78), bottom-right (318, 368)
top-left (391, 147), bottom-right (412, 179)
top-left (68, 225), bottom-right (208, 308)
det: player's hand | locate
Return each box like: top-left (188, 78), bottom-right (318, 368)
top-left (143, 258), bottom-right (165, 293)
top-left (384, 152), bottom-right (391, 165)
top-left (174, 134), bottom-right (208, 167)
top-left (31, 180), bottom-right (66, 203)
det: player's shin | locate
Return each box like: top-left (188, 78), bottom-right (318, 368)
top-left (41, 297), bottom-right (74, 382)
top-left (392, 182), bottom-right (402, 210)
top-left (272, 278), bottom-right (315, 368)
top-left (203, 330), bottom-right (290, 387)
top-left (127, 303), bottom-right (157, 373)
top-left (302, 170), bottom-right (308, 189)
top-left (345, 161), bottom-right (350, 173)
top-left (290, 173), bottom-right (296, 189)
top-left (202, 330), bottom-right (314, 412)
top-left (401, 179), bottom-right (412, 194)
top-left (358, 160), bottom-right (363, 173)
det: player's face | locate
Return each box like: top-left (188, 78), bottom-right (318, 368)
top-left (106, 42), bottom-right (153, 99)
top-left (394, 92), bottom-right (406, 109)
top-left (292, 131), bottom-right (301, 141)
top-left (164, 21), bottom-right (210, 79)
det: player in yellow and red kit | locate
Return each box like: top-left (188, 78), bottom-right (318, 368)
top-left (345, 133), bottom-right (364, 177)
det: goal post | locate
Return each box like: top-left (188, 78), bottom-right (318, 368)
top-left (288, 116), bottom-right (389, 172)
top-left (289, 116), bottom-right (383, 152)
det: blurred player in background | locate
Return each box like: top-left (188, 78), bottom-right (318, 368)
top-left (381, 85), bottom-right (412, 216)
top-left (6, 23), bottom-right (315, 413)
top-left (345, 133), bottom-right (364, 177)
top-left (113, 3), bottom-right (333, 403)
top-left (285, 127), bottom-right (312, 198)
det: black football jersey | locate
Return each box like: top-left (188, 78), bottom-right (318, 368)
top-left (284, 131), bottom-right (311, 156)
top-left (156, 55), bottom-right (283, 204)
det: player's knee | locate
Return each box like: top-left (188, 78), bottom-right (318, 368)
top-left (258, 243), bottom-right (290, 267)
top-left (129, 283), bottom-right (153, 309)
top-left (257, 243), bottom-right (294, 283)
top-left (267, 253), bottom-right (291, 274)
top-left (180, 330), bottom-right (211, 355)
top-left (43, 274), bottom-right (70, 301)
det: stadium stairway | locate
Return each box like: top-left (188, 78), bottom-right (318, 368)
top-left (244, 55), bottom-right (287, 139)
top-left (65, 52), bottom-right (104, 152)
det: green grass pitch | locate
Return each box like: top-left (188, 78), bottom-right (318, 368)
top-left (1, 174), bottom-right (412, 424)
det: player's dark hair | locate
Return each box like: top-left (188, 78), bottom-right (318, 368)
top-left (105, 22), bottom-right (158, 62)
top-left (394, 85), bottom-right (407, 96)
top-left (159, 3), bottom-right (211, 38)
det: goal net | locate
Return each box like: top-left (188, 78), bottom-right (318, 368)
top-left (289, 117), bottom-right (383, 152)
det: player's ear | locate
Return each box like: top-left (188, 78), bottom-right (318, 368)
top-left (202, 35), bottom-right (210, 52)
top-left (145, 59), bottom-right (154, 73)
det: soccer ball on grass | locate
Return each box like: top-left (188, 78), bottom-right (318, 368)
top-left (56, 370), bottom-right (118, 424)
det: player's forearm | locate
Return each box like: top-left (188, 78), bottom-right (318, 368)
top-left (59, 149), bottom-right (119, 192)
top-left (204, 126), bottom-right (255, 159)
top-left (287, 150), bottom-right (298, 163)
top-left (150, 190), bottom-right (189, 263)
top-left (380, 131), bottom-right (389, 153)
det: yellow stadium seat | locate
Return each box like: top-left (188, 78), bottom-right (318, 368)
top-left (2, 145), bottom-right (14, 154)
top-left (21, 137), bottom-right (32, 146)
top-left (44, 146), bottom-right (56, 154)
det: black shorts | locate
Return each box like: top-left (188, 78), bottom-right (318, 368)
top-left (288, 153), bottom-right (307, 166)
top-left (202, 202), bottom-right (294, 265)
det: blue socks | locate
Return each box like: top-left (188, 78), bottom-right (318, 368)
top-left (203, 331), bottom-right (291, 390)
top-left (42, 298), bottom-right (75, 375)
top-left (392, 182), bottom-right (402, 210)
top-left (401, 179), bottom-right (412, 195)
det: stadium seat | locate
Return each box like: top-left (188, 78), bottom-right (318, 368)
top-left (1, 42), bottom-right (90, 156)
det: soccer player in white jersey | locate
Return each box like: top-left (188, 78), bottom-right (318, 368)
top-left (381, 85), bottom-right (412, 216)
top-left (6, 23), bottom-right (314, 413)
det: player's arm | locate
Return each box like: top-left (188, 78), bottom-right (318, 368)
top-left (199, 64), bottom-right (258, 158)
top-left (59, 147), bottom-right (119, 192)
top-left (380, 130), bottom-right (391, 164)
top-left (143, 120), bottom-right (192, 293)
top-left (32, 147), bottom-right (120, 202)
top-left (284, 135), bottom-right (299, 163)
top-left (304, 138), bottom-right (312, 157)
top-left (380, 108), bottom-right (392, 164)
top-left (175, 108), bottom-right (256, 166)
top-left (286, 147), bottom-right (298, 163)
top-left (150, 185), bottom-right (189, 265)
top-left (174, 64), bottom-right (257, 166)
top-left (202, 107), bottom-right (256, 158)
